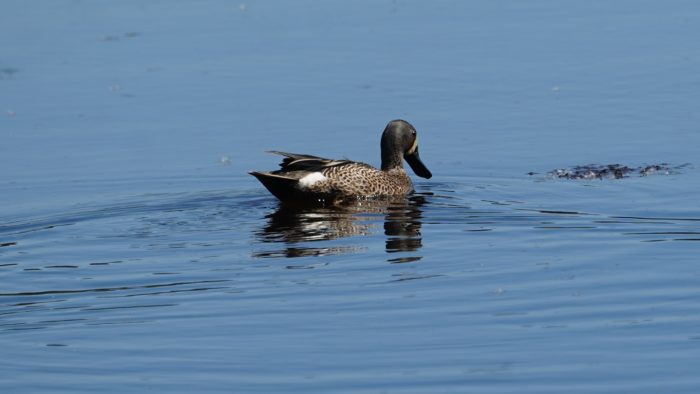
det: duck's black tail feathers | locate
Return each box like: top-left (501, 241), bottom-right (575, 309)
top-left (249, 171), bottom-right (303, 201)
top-left (267, 151), bottom-right (350, 172)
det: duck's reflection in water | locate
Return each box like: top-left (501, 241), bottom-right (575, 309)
top-left (253, 195), bottom-right (428, 260)
top-left (384, 195), bottom-right (426, 255)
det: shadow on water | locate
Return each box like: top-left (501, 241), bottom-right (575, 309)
top-left (253, 194), bottom-right (429, 259)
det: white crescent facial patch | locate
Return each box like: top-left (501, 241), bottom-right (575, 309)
top-left (407, 137), bottom-right (418, 155)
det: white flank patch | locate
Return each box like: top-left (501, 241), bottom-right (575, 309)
top-left (298, 172), bottom-right (327, 189)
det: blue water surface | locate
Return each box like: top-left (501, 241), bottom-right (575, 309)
top-left (1, 1), bottom-right (699, 393)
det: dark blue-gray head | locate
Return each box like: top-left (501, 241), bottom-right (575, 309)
top-left (380, 120), bottom-right (432, 179)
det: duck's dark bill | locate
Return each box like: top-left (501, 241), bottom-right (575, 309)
top-left (405, 149), bottom-right (432, 179)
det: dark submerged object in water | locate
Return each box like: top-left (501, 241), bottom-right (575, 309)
top-left (249, 120), bottom-right (432, 205)
top-left (545, 163), bottom-right (690, 180)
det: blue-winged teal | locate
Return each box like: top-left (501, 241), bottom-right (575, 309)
top-left (249, 119), bottom-right (432, 204)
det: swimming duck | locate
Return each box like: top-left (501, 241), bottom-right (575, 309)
top-left (249, 119), bottom-right (432, 204)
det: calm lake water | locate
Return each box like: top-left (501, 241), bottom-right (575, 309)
top-left (2, 1), bottom-right (700, 393)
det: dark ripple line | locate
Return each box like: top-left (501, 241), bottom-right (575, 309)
top-left (44, 265), bottom-right (79, 269)
top-left (0, 279), bottom-right (230, 297)
top-left (0, 191), bottom-right (256, 236)
top-left (516, 208), bottom-right (595, 216)
top-left (38, 318), bottom-right (87, 323)
top-left (611, 216), bottom-right (700, 222)
top-left (535, 226), bottom-right (596, 229)
top-left (594, 220), bottom-right (674, 224)
top-left (81, 303), bottom-right (176, 311)
top-left (624, 232), bottom-right (700, 235)
top-left (389, 274), bottom-right (444, 283)
top-left (99, 286), bottom-right (231, 298)
top-left (86, 319), bottom-right (150, 326)
top-left (4, 326), bottom-right (45, 331)
top-left (0, 223), bottom-right (73, 236)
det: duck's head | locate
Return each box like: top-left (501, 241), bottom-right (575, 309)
top-left (380, 119), bottom-right (432, 179)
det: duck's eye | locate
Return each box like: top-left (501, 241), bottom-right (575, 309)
top-left (411, 130), bottom-right (416, 136)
